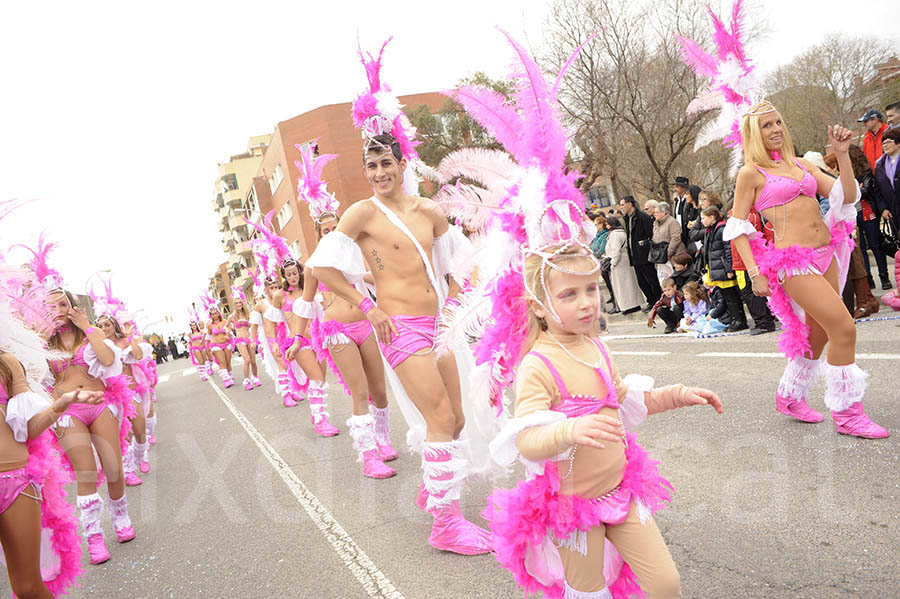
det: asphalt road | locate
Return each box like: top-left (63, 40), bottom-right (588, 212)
top-left (4, 315), bottom-right (898, 598)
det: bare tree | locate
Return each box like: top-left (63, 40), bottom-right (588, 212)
top-left (545, 0), bottom-right (749, 203)
top-left (765, 35), bottom-right (900, 153)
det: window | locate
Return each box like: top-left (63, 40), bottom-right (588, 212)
top-left (246, 186), bottom-right (258, 213)
top-left (292, 241), bottom-right (301, 261)
top-left (276, 201), bottom-right (292, 229)
top-left (269, 164), bottom-right (284, 194)
top-left (223, 173), bottom-right (238, 191)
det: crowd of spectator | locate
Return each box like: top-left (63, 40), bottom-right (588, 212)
top-left (588, 100), bottom-right (900, 334)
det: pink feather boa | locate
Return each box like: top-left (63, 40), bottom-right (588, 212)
top-left (275, 322), bottom-right (310, 396)
top-left (484, 434), bottom-right (672, 599)
top-left (750, 218), bottom-right (854, 359)
top-left (24, 432), bottom-right (84, 597)
top-left (308, 319), bottom-right (351, 397)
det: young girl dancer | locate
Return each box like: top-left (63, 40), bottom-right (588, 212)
top-left (229, 287), bottom-right (261, 390)
top-left (278, 257), bottom-right (339, 437)
top-left (679, 1), bottom-right (888, 437)
top-left (206, 305), bottom-right (235, 389)
top-left (436, 32), bottom-right (722, 597)
top-left (251, 272), bottom-right (300, 407)
top-left (293, 141), bottom-right (395, 475)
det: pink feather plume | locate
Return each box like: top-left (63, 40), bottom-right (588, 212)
top-left (295, 139), bottom-right (339, 219)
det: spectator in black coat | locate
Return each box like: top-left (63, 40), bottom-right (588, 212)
top-left (619, 195), bottom-right (662, 309)
top-left (700, 206), bottom-right (748, 331)
top-left (874, 127), bottom-right (900, 237)
top-left (672, 176), bottom-right (701, 248)
top-left (167, 338), bottom-right (180, 359)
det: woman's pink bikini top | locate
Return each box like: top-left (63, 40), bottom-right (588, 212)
top-left (754, 160), bottom-right (817, 212)
top-left (190, 333), bottom-right (204, 343)
top-left (209, 325), bottom-right (227, 336)
top-left (49, 343), bottom-right (89, 375)
top-left (283, 297), bottom-right (295, 313)
top-left (232, 320), bottom-right (250, 329)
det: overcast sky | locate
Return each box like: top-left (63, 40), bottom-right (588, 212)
top-left (1, 0), bottom-right (898, 332)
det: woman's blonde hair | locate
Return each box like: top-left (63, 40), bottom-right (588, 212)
top-left (521, 244), bottom-right (604, 358)
top-left (741, 101), bottom-right (796, 169)
top-left (314, 212), bottom-right (339, 239)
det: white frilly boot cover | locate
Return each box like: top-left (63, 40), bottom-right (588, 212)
top-left (422, 440), bottom-right (492, 555)
top-left (824, 362), bottom-right (889, 439)
top-left (347, 414), bottom-right (396, 479)
top-left (775, 356), bottom-right (824, 422)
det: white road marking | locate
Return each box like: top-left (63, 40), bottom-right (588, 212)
top-left (609, 351), bottom-right (671, 356)
top-left (206, 380), bottom-right (403, 599)
top-left (182, 367), bottom-right (197, 376)
top-left (157, 374), bottom-right (170, 384)
top-left (698, 352), bottom-right (900, 360)
top-left (606, 333), bottom-right (690, 340)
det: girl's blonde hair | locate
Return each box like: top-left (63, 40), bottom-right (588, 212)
top-left (741, 101), bottom-right (796, 169)
top-left (521, 244), bottom-right (604, 358)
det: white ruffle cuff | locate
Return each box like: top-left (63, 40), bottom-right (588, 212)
top-left (306, 232), bottom-right (368, 285)
top-left (84, 340), bottom-right (123, 380)
top-left (249, 311), bottom-right (263, 326)
top-left (5, 390), bottom-right (52, 442)
top-left (620, 374), bottom-right (654, 431)
top-left (489, 410), bottom-right (569, 476)
top-left (722, 217), bottom-right (758, 242)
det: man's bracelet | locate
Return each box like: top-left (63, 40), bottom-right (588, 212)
top-left (358, 298), bottom-right (375, 314)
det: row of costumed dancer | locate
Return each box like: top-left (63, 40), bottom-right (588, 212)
top-left (0, 222), bottom-right (165, 597)
top-left (202, 11), bottom-right (887, 598)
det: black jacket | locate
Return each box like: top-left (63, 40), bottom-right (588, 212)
top-left (707, 287), bottom-right (732, 324)
top-left (674, 193), bottom-right (700, 244)
top-left (671, 264), bottom-right (700, 289)
top-left (874, 154), bottom-right (900, 230)
top-left (702, 220), bottom-right (734, 282)
top-left (622, 209), bottom-right (655, 266)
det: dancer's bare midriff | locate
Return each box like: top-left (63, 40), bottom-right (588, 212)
top-left (760, 194), bottom-right (832, 250)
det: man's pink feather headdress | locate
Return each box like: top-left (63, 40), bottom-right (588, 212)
top-left (436, 30), bottom-right (596, 408)
top-left (243, 210), bottom-right (295, 281)
top-left (295, 139), bottom-right (339, 222)
top-left (200, 290), bottom-right (218, 319)
top-left (677, 0), bottom-right (766, 176)
top-left (352, 37), bottom-right (438, 195)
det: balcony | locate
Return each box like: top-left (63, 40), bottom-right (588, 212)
top-left (224, 234), bottom-right (236, 251)
top-left (224, 188), bottom-right (243, 208)
top-left (214, 193), bottom-right (225, 209)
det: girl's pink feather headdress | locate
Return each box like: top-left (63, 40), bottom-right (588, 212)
top-left (295, 139), bottom-right (339, 221)
top-left (436, 30), bottom-right (596, 408)
top-left (243, 210), bottom-right (295, 281)
top-left (247, 263), bottom-right (263, 295)
top-left (353, 37), bottom-right (438, 195)
top-left (677, 0), bottom-right (766, 176)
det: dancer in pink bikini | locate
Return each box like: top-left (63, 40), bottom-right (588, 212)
top-left (276, 257), bottom-right (339, 437)
top-left (679, 1), bottom-right (888, 438)
top-left (228, 287), bottom-right (262, 391)
top-left (310, 39), bottom-right (497, 555)
top-left (187, 321), bottom-right (210, 381)
top-left (97, 315), bottom-right (149, 486)
top-left (292, 140), bottom-right (396, 477)
top-left (205, 305), bottom-right (236, 389)
top-left (250, 271), bottom-right (299, 407)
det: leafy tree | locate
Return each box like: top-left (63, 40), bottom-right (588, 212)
top-left (406, 72), bottom-right (514, 168)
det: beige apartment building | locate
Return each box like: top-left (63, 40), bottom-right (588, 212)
top-left (209, 134), bottom-right (271, 313)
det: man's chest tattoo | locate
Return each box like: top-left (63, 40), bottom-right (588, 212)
top-left (371, 249), bottom-right (385, 271)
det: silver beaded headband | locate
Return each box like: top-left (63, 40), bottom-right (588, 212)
top-left (522, 241), bottom-right (602, 325)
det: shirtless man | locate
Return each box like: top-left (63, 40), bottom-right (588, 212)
top-left (310, 133), bottom-right (491, 555)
